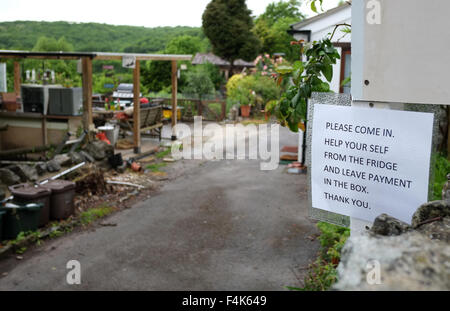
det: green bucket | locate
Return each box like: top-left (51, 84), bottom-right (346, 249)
top-left (0, 203), bottom-right (43, 240)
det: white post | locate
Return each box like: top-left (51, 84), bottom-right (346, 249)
top-left (298, 129), bottom-right (304, 164)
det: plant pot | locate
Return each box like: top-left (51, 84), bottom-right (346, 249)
top-left (240, 105), bottom-right (251, 118)
top-left (3, 101), bottom-right (19, 112)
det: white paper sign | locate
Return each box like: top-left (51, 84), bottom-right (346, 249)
top-left (122, 55), bottom-right (136, 69)
top-left (311, 104), bottom-right (434, 224)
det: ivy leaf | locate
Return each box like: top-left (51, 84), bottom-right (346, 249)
top-left (311, 1), bottom-right (318, 13)
top-left (292, 61), bottom-right (304, 83)
top-left (342, 27), bottom-right (352, 34)
top-left (291, 91), bottom-right (300, 107)
top-left (279, 98), bottom-right (290, 117)
top-left (287, 119), bottom-right (299, 132)
top-left (294, 97), bottom-right (307, 121)
top-left (321, 64), bottom-right (333, 82)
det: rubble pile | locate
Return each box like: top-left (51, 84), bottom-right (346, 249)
top-left (0, 140), bottom-right (115, 188)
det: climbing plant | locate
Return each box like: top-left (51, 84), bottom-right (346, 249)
top-left (266, 16), bottom-right (351, 133)
top-left (266, 37), bottom-right (341, 132)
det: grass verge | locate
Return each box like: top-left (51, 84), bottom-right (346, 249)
top-left (80, 204), bottom-right (116, 226)
top-left (288, 222), bottom-right (350, 291)
top-left (155, 148), bottom-right (171, 159)
top-left (146, 162), bottom-right (167, 172)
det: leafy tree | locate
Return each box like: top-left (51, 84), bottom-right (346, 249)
top-left (202, 0), bottom-right (261, 71)
top-left (183, 66), bottom-right (215, 101)
top-left (253, 1), bottom-right (305, 61)
top-left (258, 0), bottom-right (305, 27)
top-left (197, 62), bottom-right (225, 90)
top-left (32, 36), bottom-right (73, 52)
top-left (165, 35), bottom-right (205, 55)
top-left (141, 61), bottom-right (172, 93)
top-left (0, 21), bottom-right (204, 53)
top-left (93, 74), bottom-right (116, 95)
top-left (142, 35), bottom-right (209, 93)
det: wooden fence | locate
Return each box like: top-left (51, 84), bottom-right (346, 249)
top-left (148, 97), bottom-right (227, 122)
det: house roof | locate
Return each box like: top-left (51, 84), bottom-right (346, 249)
top-left (290, 2), bottom-right (351, 30)
top-left (192, 53), bottom-right (254, 67)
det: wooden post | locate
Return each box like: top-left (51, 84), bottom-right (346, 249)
top-left (81, 57), bottom-right (93, 133)
top-left (133, 60), bottom-right (141, 154)
top-left (171, 60), bottom-right (177, 140)
top-left (13, 61), bottom-right (21, 97)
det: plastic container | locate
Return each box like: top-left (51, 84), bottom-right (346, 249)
top-left (9, 184), bottom-right (52, 227)
top-left (0, 203), bottom-right (43, 239)
top-left (98, 124), bottom-right (119, 146)
top-left (0, 210), bottom-right (5, 241)
top-left (108, 153), bottom-right (123, 169)
top-left (41, 180), bottom-right (76, 220)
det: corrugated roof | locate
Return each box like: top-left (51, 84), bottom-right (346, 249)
top-left (0, 50), bottom-right (96, 59)
top-left (192, 53), bottom-right (254, 67)
top-left (0, 50), bottom-right (192, 61)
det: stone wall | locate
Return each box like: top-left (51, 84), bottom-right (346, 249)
top-left (333, 197), bottom-right (450, 290)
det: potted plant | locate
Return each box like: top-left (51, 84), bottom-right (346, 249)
top-left (236, 87), bottom-right (254, 118)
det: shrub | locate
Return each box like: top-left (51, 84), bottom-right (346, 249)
top-left (431, 153), bottom-right (450, 201)
top-left (184, 66), bottom-right (215, 100)
top-left (288, 222), bottom-right (350, 291)
top-left (226, 74), bottom-right (244, 97)
top-left (227, 74), bottom-right (280, 109)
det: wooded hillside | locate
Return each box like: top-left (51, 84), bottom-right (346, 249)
top-left (0, 21), bottom-right (204, 53)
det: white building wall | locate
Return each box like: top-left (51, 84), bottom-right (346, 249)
top-left (292, 5), bottom-right (351, 93)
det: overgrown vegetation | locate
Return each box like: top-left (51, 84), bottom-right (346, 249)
top-left (226, 73), bottom-right (280, 115)
top-left (289, 222), bottom-right (350, 291)
top-left (146, 163), bottom-right (167, 172)
top-left (155, 149), bottom-right (171, 159)
top-left (6, 230), bottom-right (42, 254)
top-left (431, 153), bottom-right (450, 201)
top-left (266, 37), bottom-right (341, 132)
top-left (184, 65), bottom-right (216, 101)
top-left (80, 204), bottom-right (116, 225)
